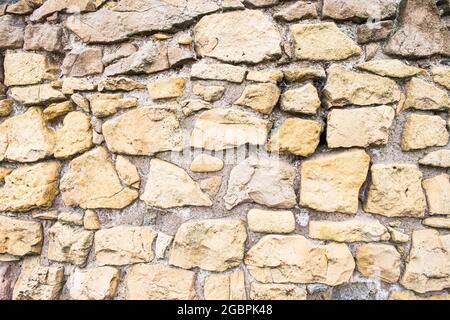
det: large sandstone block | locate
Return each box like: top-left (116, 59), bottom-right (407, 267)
top-left (0, 15), bottom-right (25, 49)
top-left (235, 83), bottom-right (280, 114)
top-left (247, 209), bottom-right (295, 234)
top-left (67, 266), bottom-right (120, 300)
top-left (4, 52), bottom-right (58, 86)
top-left (0, 216), bottom-right (42, 257)
top-left (403, 78), bottom-right (450, 111)
top-left (10, 84), bottom-right (65, 106)
top-left (356, 244), bottom-right (401, 283)
top-left (190, 62), bottom-right (247, 83)
top-left (322, 0), bottom-right (399, 21)
top-left (401, 114), bottom-right (448, 151)
top-left (419, 150), bottom-right (450, 168)
top-left (280, 84), bottom-right (321, 115)
top-left (309, 219), bottom-right (390, 242)
top-left (423, 174), bottom-right (450, 215)
top-left (356, 59), bottom-right (425, 78)
top-left (204, 271), bottom-right (246, 300)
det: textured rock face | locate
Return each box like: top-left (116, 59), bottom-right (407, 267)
top-left (280, 84), bottom-right (321, 115)
top-left (24, 24), bottom-right (63, 52)
top-left (245, 235), bottom-right (355, 285)
top-left (191, 63), bottom-right (247, 83)
top-left (10, 84), bottom-right (65, 106)
top-left (0, 216), bottom-right (42, 257)
top-left (204, 271), bottom-right (246, 300)
top-left (356, 244), bottom-right (401, 283)
top-left (247, 209), bottom-right (295, 234)
top-left (148, 77), bottom-right (186, 100)
top-left (401, 114), bottom-right (449, 151)
top-left (88, 93), bottom-right (138, 118)
top-left (190, 154), bottom-right (224, 173)
top-left (0, 15), bottom-right (25, 49)
top-left (432, 67), bottom-right (450, 89)
top-left (67, 267), bottom-right (120, 300)
top-left (357, 59), bottom-right (425, 78)
top-left (419, 150), bottom-right (450, 168)
top-left (54, 112), bottom-right (93, 159)
top-left (322, 0), bottom-right (399, 21)
top-left (169, 219), bottom-right (247, 272)
top-left (423, 174), bottom-right (450, 216)
top-left (250, 283), bottom-right (307, 300)
top-left (4, 52), bottom-right (57, 86)
top-left (62, 48), bottom-right (104, 77)
top-left (403, 78), bottom-right (450, 111)
top-left (235, 83), bottom-right (280, 114)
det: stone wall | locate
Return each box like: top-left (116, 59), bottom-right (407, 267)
top-left (0, 0), bottom-right (449, 300)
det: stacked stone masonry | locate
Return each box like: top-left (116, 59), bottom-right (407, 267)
top-left (0, 0), bottom-right (450, 301)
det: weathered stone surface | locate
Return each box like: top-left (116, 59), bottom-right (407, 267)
top-left (0, 216), bottom-right (42, 257)
top-left (365, 164), bottom-right (427, 217)
top-left (98, 77), bottom-right (145, 92)
top-left (32, 211), bottom-right (59, 221)
top-left (423, 174), bottom-right (450, 216)
top-left (181, 99), bottom-right (213, 116)
top-left (357, 59), bottom-right (425, 78)
top-left (4, 52), bottom-right (57, 86)
top-left (245, 235), bottom-right (355, 285)
top-left (125, 264), bottom-right (196, 300)
top-left (324, 65), bottom-right (401, 107)
top-left (0, 108), bottom-right (55, 163)
top-left (403, 78), bottom-right (450, 111)
top-left (102, 43), bottom-right (138, 66)
top-left (194, 10), bottom-right (281, 64)
top-left (192, 84), bottom-right (225, 102)
top-left (0, 99), bottom-right (12, 117)
top-left (423, 217), bottom-right (450, 229)
top-left (388, 227), bottom-right (409, 243)
top-left (54, 112), bottom-right (93, 159)
top-left (5, 0), bottom-right (34, 15)
top-left (68, 266), bottom-right (120, 300)
top-left (24, 24), bottom-right (63, 52)
top-left (322, 0), bottom-right (399, 21)
top-left (58, 212), bottom-right (83, 226)
top-left (225, 157), bottom-right (296, 210)
top-left (31, 0), bottom-right (96, 21)
top-left (10, 84), bottom-right (65, 106)
top-left (356, 244), bottom-right (401, 283)
top-left (0, 262), bottom-right (14, 300)
top-left (170, 219), bottom-right (246, 272)
top-left (401, 229), bottom-right (450, 293)
top-left (0, 15), bottom-right (25, 49)
top-left (190, 154), bottom-right (224, 173)
top-left (250, 283), bottom-right (307, 300)
top-left (62, 48), bottom-right (104, 77)
top-left (247, 209), bottom-right (295, 234)
top-left (309, 219), bottom-right (390, 242)
top-left (390, 291), bottom-right (450, 300)
top-left (62, 78), bottom-right (96, 95)
top-left (419, 150), bottom-right (450, 168)
top-left (61, 147), bottom-right (139, 209)
top-left (83, 209), bottom-right (101, 230)
top-left (88, 93), bottom-right (138, 118)
top-left (291, 23), bottom-right (361, 61)
top-left (274, 1), bottom-right (317, 22)
top-left (401, 114), bottom-right (448, 151)
top-left (71, 94), bottom-right (90, 112)
top-left (0, 162), bottom-right (59, 212)
top-left (148, 77), bottom-right (186, 100)
top-left (204, 271), bottom-right (246, 300)
top-left (300, 149), bottom-right (370, 214)
top-left (327, 106), bottom-right (395, 148)
top-left (235, 83), bottom-right (280, 114)
top-left (385, 0), bottom-right (450, 58)
top-left (357, 21), bottom-right (394, 44)
top-left (155, 232), bottom-right (173, 260)
top-left (43, 101), bottom-right (75, 121)
top-left (115, 156), bottom-right (140, 188)
top-left (246, 70), bottom-right (283, 83)
top-left (199, 176), bottom-right (222, 198)
top-left (280, 84), bottom-right (321, 115)
top-left (103, 107), bottom-right (182, 155)
top-left (95, 226), bottom-right (156, 266)
top-left (190, 109), bottom-right (270, 151)
top-left (283, 66), bottom-right (326, 83)
top-left (432, 66), bottom-right (450, 90)
top-left (191, 63), bottom-right (247, 83)
top-left (141, 159), bottom-right (212, 209)
top-left (0, 167), bottom-right (12, 181)
top-left (13, 257), bottom-right (64, 300)
top-left (267, 118), bottom-right (321, 157)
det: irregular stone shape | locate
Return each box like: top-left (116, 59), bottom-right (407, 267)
top-left (5, 0), bottom-right (34, 15)
top-left (235, 83), bottom-right (280, 114)
top-left (193, 10), bottom-right (281, 64)
top-left (384, 0), bottom-right (450, 58)
top-left (323, 65), bottom-right (401, 107)
top-left (83, 209), bottom-right (101, 230)
top-left (357, 59), bottom-right (425, 78)
top-left (290, 23), bottom-right (361, 61)
top-left (247, 209), bottom-right (295, 234)
top-left (356, 244), bottom-right (400, 283)
top-left (62, 48), bottom-right (104, 77)
top-left (44, 101), bottom-right (75, 121)
top-left (48, 222), bottom-right (93, 265)
top-left (432, 66), bottom-right (450, 90)
top-left (95, 226), bottom-right (156, 266)
top-left (245, 235), bottom-right (355, 286)
top-left (204, 271), bottom-right (246, 300)
top-left (71, 94), bottom-right (90, 112)
top-left (365, 164), bottom-right (427, 217)
top-left (10, 84), bottom-right (65, 106)
top-left (148, 77), bottom-right (186, 100)
top-left (423, 217), bottom-right (450, 229)
top-left (243, 0), bottom-right (278, 7)
top-left (190, 109), bottom-right (270, 151)
top-left (280, 84), bottom-right (321, 115)
top-left (115, 156), bottom-right (140, 188)
top-left (0, 262), bottom-right (14, 300)
top-left (401, 114), bottom-right (449, 151)
top-left (98, 77), bottom-right (145, 92)
top-left (246, 70), bottom-right (284, 83)
top-left (419, 150), bottom-right (450, 168)
top-left (322, 0), bottom-right (399, 21)
top-left (102, 43), bottom-right (138, 66)
top-left (125, 264), bottom-right (196, 300)
top-left (88, 93), bottom-right (138, 118)
top-left (403, 78), bottom-right (450, 111)
top-left (24, 24), bottom-right (63, 52)
top-left (390, 291), bottom-right (450, 300)
top-left (191, 62), bottom-right (247, 83)
top-left (309, 219), bottom-right (390, 242)
top-left (58, 212), bottom-right (83, 226)
top-left (31, 0), bottom-right (96, 21)
top-left (141, 159), bottom-right (212, 209)
top-left (267, 118), bottom-right (321, 157)
top-left (68, 266), bottom-right (120, 300)
top-left (190, 154), bottom-right (224, 173)
top-left (155, 232), bottom-right (173, 260)
top-left (283, 66), bottom-right (326, 83)
top-left (0, 108), bottom-right (55, 163)
top-left (181, 99), bottom-right (213, 116)
top-left (62, 78), bottom-right (96, 95)
top-left (0, 15), bottom-right (25, 49)
top-left (0, 167), bottom-right (12, 181)
top-left (199, 176), bottom-right (222, 198)
top-left (54, 112), bottom-right (93, 159)
top-left (170, 219), bottom-right (246, 272)
top-left (357, 21), bottom-right (394, 44)
top-left (274, 1), bottom-right (317, 22)
top-left (13, 257), bottom-right (64, 300)
top-left (4, 52), bottom-right (57, 86)
top-left (401, 229), bottom-right (450, 293)
top-left (103, 107), bottom-right (182, 155)
top-left (250, 283), bottom-right (307, 300)
top-left (60, 147), bottom-right (139, 209)
top-left (423, 174), bottom-right (450, 215)
top-left (327, 106), bottom-right (395, 148)
top-left (0, 216), bottom-right (42, 257)
top-left (300, 149), bottom-right (370, 214)
top-left (0, 99), bottom-right (12, 117)
top-left (66, 0), bottom-right (220, 43)
top-left (0, 162), bottom-right (59, 212)
top-left (388, 227), bottom-right (409, 243)
top-left (192, 84), bottom-right (225, 102)
top-left (225, 157), bottom-right (296, 210)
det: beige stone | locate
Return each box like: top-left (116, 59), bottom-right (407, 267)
top-left (401, 114), bottom-right (448, 151)
top-left (148, 77), bottom-right (186, 100)
top-left (58, 212), bottom-right (84, 226)
top-left (68, 266), bottom-right (119, 300)
top-left (103, 107), bottom-right (182, 156)
top-left (31, 0), bottom-right (96, 21)
top-left (245, 235), bottom-right (355, 285)
top-left (98, 77), bottom-right (145, 92)
top-left (0, 15), bottom-right (25, 49)
top-left (356, 244), bottom-right (401, 283)
top-left (190, 109), bottom-right (270, 151)
top-left (291, 22), bottom-right (361, 61)
top-left (32, 211), bottom-right (59, 221)
top-left (141, 159), bottom-right (211, 209)
top-left (423, 174), bottom-right (450, 215)
top-left (24, 23), bottom-right (63, 52)
top-left (115, 156), bottom-right (140, 188)
top-left (432, 66), bottom-right (450, 90)
top-left (88, 93), bottom-right (138, 118)
top-left (300, 149), bottom-right (370, 214)
top-left (61, 147), bottom-right (139, 209)
top-left (246, 70), bottom-right (284, 83)
top-left (4, 52), bottom-right (57, 86)
top-left (280, 84), bottom-right (321, 115)
top-left (357, 59), bottom-right (425, 78)
top-left (192, 84), bottom-right (225, 102)
top-left (0, 216), bottom-right (42, 257)
top-left (71, 93), bottom-right (90, 112)
top-left (54, 112), bottom-right (93, 159)
top-left (0, 99), bottom-right (12, 117)
top-left (191, 62), bottom-right (247, 83)
top-left (388, 227), bottom-right (410, 243)
top-left (247, 209), bottom-right (295, 234)
top-left (423, 217), bottom-right (450, 229)
top-left (274, 1), bottom-right (317, 22)
top-left (235, 83), bottom-right (280, 114)
top-left (419, 150), bottom-right (450, 168)
top-left (62, 78), bottom-right (96, 95)
top-left (199, 176), bottom-right (222, 198)
top-left (125, 264), bottom-right (196, 300)
top-left (95, 226), bottom-right (156, 266)
top-left (155, 232), bottom-right (173, 260)
top-left (83, 210), bottom-right (101, 230)
top-left (357, 21), bottom-right (394, 44)
top-left (0, 167), bottom-right (12, 181)
top-left (62, 48), bottom-right (104, 77)
top-left (283, 66), bottom-right (325, 83)
top-left (309, 219), bottom-right (390, 242)
top-left (389, 291), bottom-right (450, 300)
top-left (403, 78), bottom-right (450, 111)
top-left (190, 154), bottom-right (224, 173)
top-left (10, 84), bottom-right (65, 106)
top-left (327, 106), bottom-right (395, 148)
top-left (43, 101), bottom-right (75, 121)
top-left (102, 43), bottom-right (138, 65)
top-left (322, 0), bottom-right (399, 21)
top-left (225, 156), bottom-right (296, 210)
top-left (250, 283), bottom-right (307, 300)
top-left (170, 219), bottom-right (246, 272)
top-left (204, 271), bottom-right (246, 300)
top-left (365, 164), bottom-right (427, 217)
top-left (181, 99), bottom-right (213, 116)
